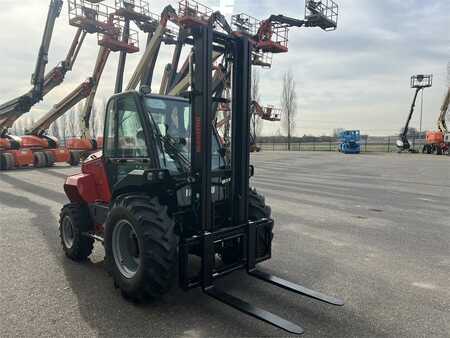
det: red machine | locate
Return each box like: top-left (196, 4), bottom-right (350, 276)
top-left (423, 87), bottom-right (449, 155)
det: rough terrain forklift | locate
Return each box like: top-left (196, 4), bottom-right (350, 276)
top-left (59, 4), bottom-right (343, 336)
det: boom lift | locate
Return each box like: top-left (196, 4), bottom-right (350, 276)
top-left (22, 1), bottom-right (140, 167)
top-left (397, 74), bottom-right (433, 152)
top-left (69, 0), bottom-right (170, 161)
top-left (59, 2), bottom-right (343, 335)
top-left (250, 101), bottom-right (282, 152)
top-left (423, 87), bottom-right (450, 155)
top-left (0, 0), bottom-right (64, 170)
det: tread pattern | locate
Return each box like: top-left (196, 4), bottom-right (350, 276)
top-left (59, 203), bottom-right (94, 261)
top-left (33, 152), bottom-right (47, 168)
top-left (105, 194), bottom-right (178, 300)
top-left (221, 189), bottom-right (273, 264)
top-left (45, 151), bottom-right (55, 167)
top-left (0, 153), bottom-right (14, 170)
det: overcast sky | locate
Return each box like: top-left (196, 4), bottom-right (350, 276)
top-left (0, 0), bottom-right (448, 136)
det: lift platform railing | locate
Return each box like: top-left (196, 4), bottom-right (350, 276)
top-left (411, 74), bottom-right (433, 89)
top-left (232, 13), bottom-right (259, 37)
top-left (178, 0), bottom-right (213, 27)
top-left (305, 0), bottom-right (338, 31)
top-left (115, 0), bottom-right (158, 23)
top-left (98, 16), bottom-right (140, 53)
top-left (252, 49), bottom-right (273, 68)
top-left (68, 0), bottom-right (116, 35)
top-left (262, 105), bottom-right (282, 121)
top-left (232, 12), bottom-right (289, 54)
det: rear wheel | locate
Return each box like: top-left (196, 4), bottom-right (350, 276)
top-left (0, 153), bottom-right (14, 170)
top-left (68, 151), bottom-right (81, 166)
top-left (105, 195), bottom-right (178, 301)
top-left (220, 189), bottom-right (273, 264)
top-left (33, 152), bottom-right (47, 168)
top-left (59, 203), bottom-right (94, 261)
top-left (44, 151), bottom-right (55, 167)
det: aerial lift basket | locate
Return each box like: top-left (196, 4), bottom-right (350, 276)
top-left (68, 0), bottom-right (116, 35)
top-left (411, 74), bottom-right (433, 89)
top-left (115, 0), bottom-right (158, 22)
top-left (178, 0), bottom-right (213, 27)
top-left (305, 0), bottom-right (338, 31)
top-left (262, 105), bottom-right (282, 121)
top-left (256, 20), bottom-right (289, 53)
top-left (98, 17), bottom-right (140, 53)
top-left (231, 14), bottom-right (275, 66)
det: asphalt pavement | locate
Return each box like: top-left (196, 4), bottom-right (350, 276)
top-left (0, 152), bottom-right (449, 337)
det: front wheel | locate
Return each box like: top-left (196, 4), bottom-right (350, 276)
top-left (105, 195), bottom-right (178, 301)
top-left (220, 189), bottom-right (273, 264)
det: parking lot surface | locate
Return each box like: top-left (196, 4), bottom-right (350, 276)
top-left (1, 152), bottom-right (449, 337)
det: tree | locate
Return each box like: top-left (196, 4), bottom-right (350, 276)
top-left (50, 121), bottom-right (60, 139)
top-left (67, 109), bottom-right (77, 137)
top-left (251, 69), bottom-right (263, 143)
top-left (59, 114), bottom-right (67, 143)
top-left (281, 70), bottom-right (297, 151)
top-left (90, 104), bottom-right (98, 138)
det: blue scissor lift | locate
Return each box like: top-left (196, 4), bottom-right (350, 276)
top-left (339, 130), bottom-right (361, 154)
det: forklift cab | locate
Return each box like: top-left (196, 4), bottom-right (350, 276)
top-left (102, 91), bottom-right (226, 186)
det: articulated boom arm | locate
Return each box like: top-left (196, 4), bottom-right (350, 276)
top-left (31, 0), bottom-right (64, 100)
top-left (437, 87), bottom-right (450, 133)
top-left (126, 5), bottom-right (178, 90)
top-left (80, 47), bottom-right (111, 139)
top-left (0, 3), bottom-right (87, 134)
top-left (42, 28), bottom-right (87, 97)
top-left (29, 80), bottom-right (94, 136)
top-left (0, 0), bottom-right (64, 134)
top-left (400, 87), bottom-right (421, 143)
top-left (29, 46), bottom-right (111, 137)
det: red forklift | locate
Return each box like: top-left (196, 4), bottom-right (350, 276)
top-left (59, 1), bottom-right (343, 335)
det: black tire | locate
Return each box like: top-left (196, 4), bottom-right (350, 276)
top-left (105, 194), bottom-right (178, 301)
top-left (59, 203), bottom-right (94, 261)
top-left (436, 145), bottom-right (442, 155)
top-left (221, 189), bottom-right (273, 264)
top-left (68, 151), bottom-right (81, 166)
top-left (33, 152), bottom-right (47, 168)
top-left (0, 153), bottom-right (5, 170)
top-left (1, 153), bottom-right (14, 170)
top-left (44, 151), bottom-right (55, 167)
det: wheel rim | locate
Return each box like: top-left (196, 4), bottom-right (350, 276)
top-left (62, 217), bottom-right (75, 249)
top-left (112, 220), bottom-right (141, 279)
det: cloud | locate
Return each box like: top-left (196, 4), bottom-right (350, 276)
top-left (0, 0), bottom-right (449, 136)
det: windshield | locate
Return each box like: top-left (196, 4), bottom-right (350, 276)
top-left (144, 96), bottom-right (224, 174)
